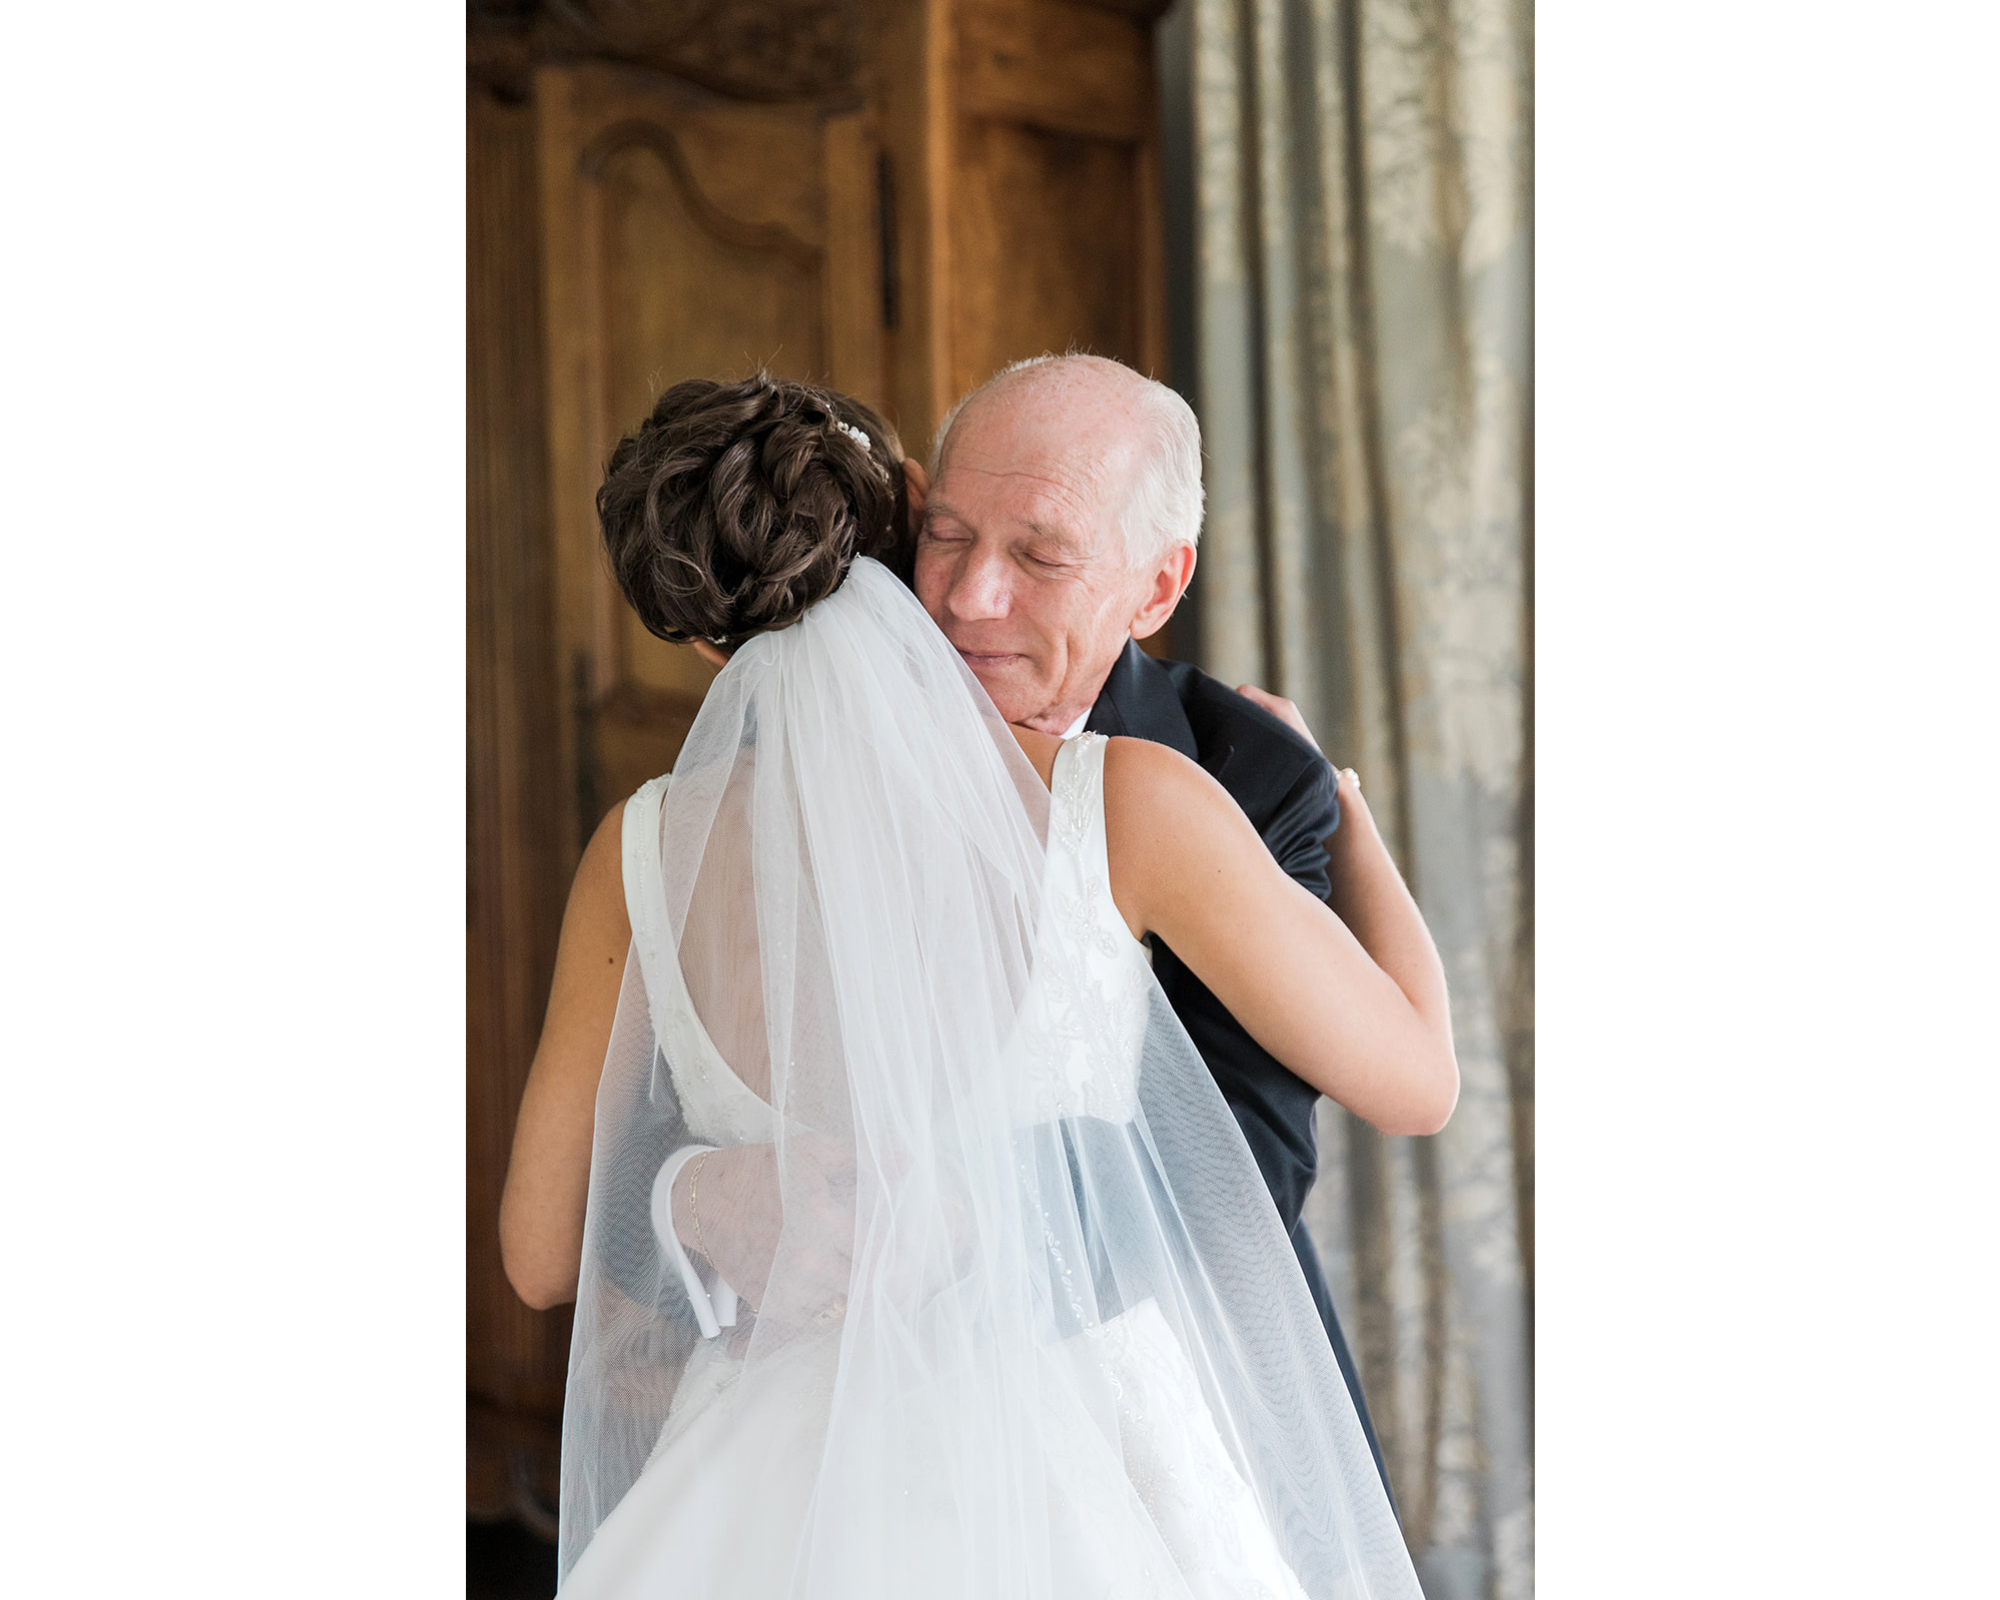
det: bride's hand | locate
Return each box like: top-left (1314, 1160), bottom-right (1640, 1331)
top-left (1234, 683), bottom-right (1322, 753)
top-left (672, 1138), bottom-right (855, 1318)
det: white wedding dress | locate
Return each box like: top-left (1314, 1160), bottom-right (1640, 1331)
top-left (563, 735), bottom-right (1309, 1600)
top-left (555, 560), bottom-right (1422, 1600)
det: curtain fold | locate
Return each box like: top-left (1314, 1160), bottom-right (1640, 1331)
top-left (1171, 1), bottom-right (1532, 1594)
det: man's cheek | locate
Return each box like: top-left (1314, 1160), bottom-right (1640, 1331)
top-left (910, 561), bottom-right (946, 619)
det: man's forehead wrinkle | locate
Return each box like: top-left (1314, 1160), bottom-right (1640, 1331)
top-left (933, 370), bottom-right (1150, 561)
top-left (951, 421), bottom-right (1139, 508)
top-left (936, 456), bottom-right (1102, 520)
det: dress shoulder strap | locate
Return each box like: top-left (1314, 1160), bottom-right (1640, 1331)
top-left (1049, 731), bottom-right (1112, 878)
top-left (620, 774), bottom-right (674, 980)
top-left (1012, 731), bottom-right (1149, 1123)
top-left (619, 773), bottom-right (776, 1148)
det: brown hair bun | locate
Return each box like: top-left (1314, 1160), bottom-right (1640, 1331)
top-left (596, 373), bottom-right (909, 647)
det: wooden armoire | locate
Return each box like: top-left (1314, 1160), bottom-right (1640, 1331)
top-left (468, 0), bottom-right (1171, 1534)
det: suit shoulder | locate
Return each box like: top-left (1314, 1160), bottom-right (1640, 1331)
top-left (1159, 659), bottom-right (1331, 784)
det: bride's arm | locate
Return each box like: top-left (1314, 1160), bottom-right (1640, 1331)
top-left (1103, 739), bottom-right (1458, 1137)
top-left (499, 802), bottom-right (630, 1311)
top-left (498, 801), bottom-right (846, 1316)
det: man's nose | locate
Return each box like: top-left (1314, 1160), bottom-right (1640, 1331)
top-left (944, 544), bottom-right (1012, 621)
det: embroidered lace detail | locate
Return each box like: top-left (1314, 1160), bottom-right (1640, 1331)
top-left (1050, 732), bottom-right (1097, 850)
top-left (1079, 1302), bottom-right (1308, 1600)
top-left (1008, 734), bottom-right (1148, 1124)
top-left (1023, 741), bottom-right (1305, 1596)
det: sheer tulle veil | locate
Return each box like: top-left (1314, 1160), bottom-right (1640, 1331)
top-left (559, 558), bottom-right (1423, 1598)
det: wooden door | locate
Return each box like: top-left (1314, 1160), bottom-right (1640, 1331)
top-left (947, 0), bottom-right (1165, 397)
top-left (875, 0), bottom-right (1167, 452)
top-left (469, 0), bottom-right (1169, 1541)
top-left (469, 56), bottom-right (891, 1531)
top-left (469, 76), bottom-right (572, 1533)
top-left (537, 61), bottom-right (889, 848)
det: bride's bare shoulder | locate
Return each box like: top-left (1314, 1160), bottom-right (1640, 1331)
top-left (1102, 733), bottom-right (1262, 879)
top-left (1096, 737), bottom-right (1249, 940)
top-left (1101, 734), bottom-right (1226, 816)
top-left (555, 797), bottom-right (633, 953)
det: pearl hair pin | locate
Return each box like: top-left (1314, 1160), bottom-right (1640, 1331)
top-left (832, 419), bottom-right (871, 448)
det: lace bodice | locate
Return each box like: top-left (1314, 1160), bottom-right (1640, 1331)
top-left (620, 732), bottom-right (1149, 1143)
top-left (1004, 733), bottom-right (1151, 1122)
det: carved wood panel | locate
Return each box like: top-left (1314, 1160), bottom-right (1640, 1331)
top-left (933, 0), bottom-right (1165, 426)
top-left (539, 62), bottom-right (886, 846)
top-left (957, 0), bottom-right (1153, 140)
top-left (539, 0), bottom-right (866, 102)
top-left (951, 119), bottom-right (1148, 397)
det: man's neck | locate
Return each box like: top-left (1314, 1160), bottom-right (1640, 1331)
top-left (1015, 653), bottom-right (1123, 737)
top-left (1018, 700), bottom-right (1097, 738)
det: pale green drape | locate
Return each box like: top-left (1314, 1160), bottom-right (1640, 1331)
top-left (1160, 1), bottom-right (1532, 1595)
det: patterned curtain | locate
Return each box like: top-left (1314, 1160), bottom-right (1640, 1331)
top-left (1161, 1), bottom-right (1532, 1595)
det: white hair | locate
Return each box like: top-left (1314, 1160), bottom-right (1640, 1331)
top-left (928, 354), bottom-right (1205, 567)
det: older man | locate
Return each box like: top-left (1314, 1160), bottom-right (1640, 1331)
top-left (906, 353), bottom-right (1395, 1499)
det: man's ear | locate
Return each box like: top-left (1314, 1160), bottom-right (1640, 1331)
top-left (1129, 543), bottom-right (1198, 641)
top-left (902, 458), bottom-right (930, 539)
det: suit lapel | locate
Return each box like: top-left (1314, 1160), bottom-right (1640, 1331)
top-left (1086, 640), bottom-right (1201, 761)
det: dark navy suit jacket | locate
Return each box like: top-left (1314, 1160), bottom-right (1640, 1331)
top-left (1086, 639), bottom-right (1394, 1501)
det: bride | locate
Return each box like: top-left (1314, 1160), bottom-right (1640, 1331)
top-left (500, 374), bottom-right (1454, 1598)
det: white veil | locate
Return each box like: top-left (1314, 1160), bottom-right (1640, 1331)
top-left (559, 558), bottom-right (1422, 1598)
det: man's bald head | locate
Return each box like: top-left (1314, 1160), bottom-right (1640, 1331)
top-left (928, 354), bottom-right (1204, 569)
top-left (912, 355), bottom-right (1204, 732)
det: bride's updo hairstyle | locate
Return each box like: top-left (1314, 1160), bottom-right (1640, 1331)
top-left (597, 372), bottom-right (910, 647)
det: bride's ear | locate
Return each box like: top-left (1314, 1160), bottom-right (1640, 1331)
top-left (692, 639), bottom-right (733, 668)
top-left (902, 458), bottom-right (930, 538)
